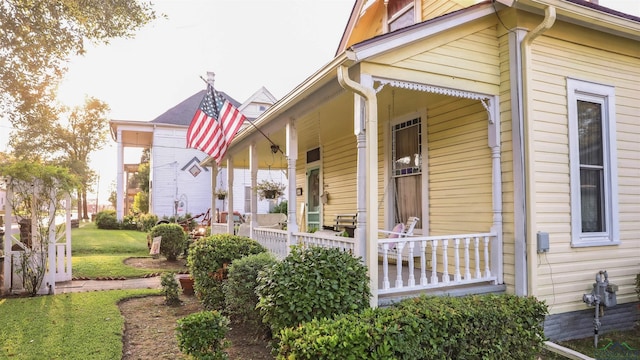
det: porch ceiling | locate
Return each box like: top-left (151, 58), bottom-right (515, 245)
top-left (119, 129), bottom-right (153, 148)
top-left (226, 87), bottom-right (354, 170)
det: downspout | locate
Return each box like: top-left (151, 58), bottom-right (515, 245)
top-left (521, 5), bottom-right (556, 296)
top-left (337, 65), bottom-right (379, 308)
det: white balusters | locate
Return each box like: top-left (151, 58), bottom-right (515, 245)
top-left (464, 237), bottom-right (471, 280)
top-left (442, 239), bottom-right (449, 284)
top-left (407, 241), bottom-right (415, 287)
top-left (420, 240), bottom-right (428, 286)
top-left (431, 239), bottom-right (439, 284)
top-left (454, 238), bottom-right (461, 282)
top-left (484, 235), bottom-right (491, 278)
top-left (474, 236), bottom-right (481, 279)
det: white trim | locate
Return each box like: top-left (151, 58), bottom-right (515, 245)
top-left (352, 4), bottom-right (495, 60)
top-left (567, 78), bottom-right (619, 247)
top-left (386, 110), bottom-right (427, 234)
top-left (376, 78), bottom-right (490, 101)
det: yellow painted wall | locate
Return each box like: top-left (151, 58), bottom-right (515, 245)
top-left (528, 24), bottom-right (640, 314)
top-left (426, 98), bottom-right (494, 234)
top-left (421, 0), bottom-right (465, 22)
top-left (294, 129), bottom-right (357, 231)
top-left (367, 17), bottom-right (500, 96)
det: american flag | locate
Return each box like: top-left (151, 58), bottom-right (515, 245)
top-left (186, 85), bottom-right (246, 164)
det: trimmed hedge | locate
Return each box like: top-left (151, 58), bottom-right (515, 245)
top-left (223, 252), bottom-right (278, 337)
top-left (95, 210), bottom-right (119, 229)
top-left (177, 310), bottom-right (229, 360)
top-left (149, 223), bottom-right (187, 261)
top-left (187, 234), bottom-right (267, 310)
top-left (256, 245), bottom-right (370, 336)
top-left (277, 294), bottom-right (548, 360)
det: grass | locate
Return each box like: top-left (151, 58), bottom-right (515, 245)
top-left (0, 289), bottom-right (158, 359)
top-left (71, 222), bottom-right (164, 279)
top-left (540, 326), bottom-right (640, 359)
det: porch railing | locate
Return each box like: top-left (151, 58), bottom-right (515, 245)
top-left (293, 231), bottom-right (356, 254)
top-left (251, 228), bottom-right (357, 260)
top-left (378, 232), bottom-right (497, 295)
top-left (215, 226), bottom-right (498, 297)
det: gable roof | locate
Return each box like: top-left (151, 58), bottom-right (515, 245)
top-left (150, 90), bottom-right (241, 126)
top-left (338, 0), bottom-right (639, 55)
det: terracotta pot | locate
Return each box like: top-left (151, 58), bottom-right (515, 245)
top-left (178, 275), bottom-right (194, 295)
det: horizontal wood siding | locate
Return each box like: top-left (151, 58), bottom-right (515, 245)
top-left (427, 98), bottom-right (493, 234)
top-left (421, 0), bottom-right (464, 22)
top-left (529, 34), bottom-right (640, 313)
top-left (321, 135), bottom-right (358, 227)
top-left (392, 24), bottom-right (500, 89)
top-left (151, 128), bottom-right (211, 218)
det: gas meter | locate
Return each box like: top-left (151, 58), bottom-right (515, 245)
top-left (583, 270), bottom-right (618, 308)
top-left (582, 270), bottom-right (618, 348)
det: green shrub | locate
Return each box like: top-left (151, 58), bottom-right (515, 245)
top-left (223, 252), bottom-right (278, 335)
top-left (188, 234), bottom-right (267, 310)
top-left (271, 200), bottom-right (287, 214)
top-left (277, 294), bottom-right (548, 360)
top-left (121, 215), bottom-right (137, 230)
top-left (149, 223), bottom-right (186, 261)
top-left (176, 311), bottom-right (230, 360)
top-left (136, 213), bottom-right (158, 232)
top-left (160, 272), bottom-right (181, 306)
top-left (95, 210), bottom-right (119, 230)
top-left (256, 245), bottom-right (370, 335)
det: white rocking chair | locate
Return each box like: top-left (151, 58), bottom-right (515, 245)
top-left (378, 216), bottom-right (420, 262)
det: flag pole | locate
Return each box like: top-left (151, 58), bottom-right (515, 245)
top-left (199, 76), bottom-right (284, 156)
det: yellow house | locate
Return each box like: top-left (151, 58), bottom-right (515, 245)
top-left (207, 0), bottom-right (640, 341)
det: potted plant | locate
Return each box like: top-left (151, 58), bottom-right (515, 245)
top-left (255, 179), bottom-right (286, 200)
top-left (215, 188), bottom-right (228, 200)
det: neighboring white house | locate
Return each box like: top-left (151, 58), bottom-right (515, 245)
top-left (110, 82), bottom-right (284, 221)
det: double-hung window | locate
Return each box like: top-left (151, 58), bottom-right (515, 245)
top-left (567, 78), bottom-right (619, 247)
top-left (392, 116), bottom-right (422, 228)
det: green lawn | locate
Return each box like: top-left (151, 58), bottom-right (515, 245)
top-left (0, 290), bottom-right (158, 359)
top-left (71, 222), bottom-right (164, 279)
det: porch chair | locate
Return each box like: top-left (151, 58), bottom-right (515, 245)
top-left (378, 216), bottom-right (420, 262)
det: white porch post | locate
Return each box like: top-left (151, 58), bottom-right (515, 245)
top-left (3, 184), bottom-right (13, 293)
top-left (226, 157), bottom-right (234, 234)
top-left (116, 129), bottom-right (125, 221)
top-left (354, 96), bottom-right (367, 258)
top-left (337, 67), bottom-right (379, 308)
top-left (286, 120), bottom-right (299, 243)
top-left (64, 193), bottom-right (72, 281)
top-left (46, 187), bottom-right (56, 294)
top-left (487, 97), bottom-right (503, 284)
top-left (362, 73), bottom-right (379, 308)
top-left (211, 163), bottom-right (218, 221)
top-left (249, 142), bottom-right (258, 239)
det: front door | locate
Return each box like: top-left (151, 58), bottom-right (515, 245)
top-left (306, 167), bottom-right (320, 231)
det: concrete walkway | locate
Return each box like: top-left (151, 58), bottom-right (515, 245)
top-left (55, 277), bottom-right (162, 294)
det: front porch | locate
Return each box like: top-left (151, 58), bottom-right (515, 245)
top-left (212, 223), bottom-right (504, 305)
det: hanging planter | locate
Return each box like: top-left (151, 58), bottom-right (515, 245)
top-left (255, 179), bottom-right (286, 200)
top-left (215, 188), bottom-right (227, 200)
top-left (263, 189), bottom-right (277, 199)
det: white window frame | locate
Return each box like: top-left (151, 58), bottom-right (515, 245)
top-left (388, 110), bottom-right (427, 233)
top-left (567, 78), bottom-right (619, 247)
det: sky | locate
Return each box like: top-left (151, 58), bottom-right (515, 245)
top-left (1, 0), bottom-right (638, 205)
